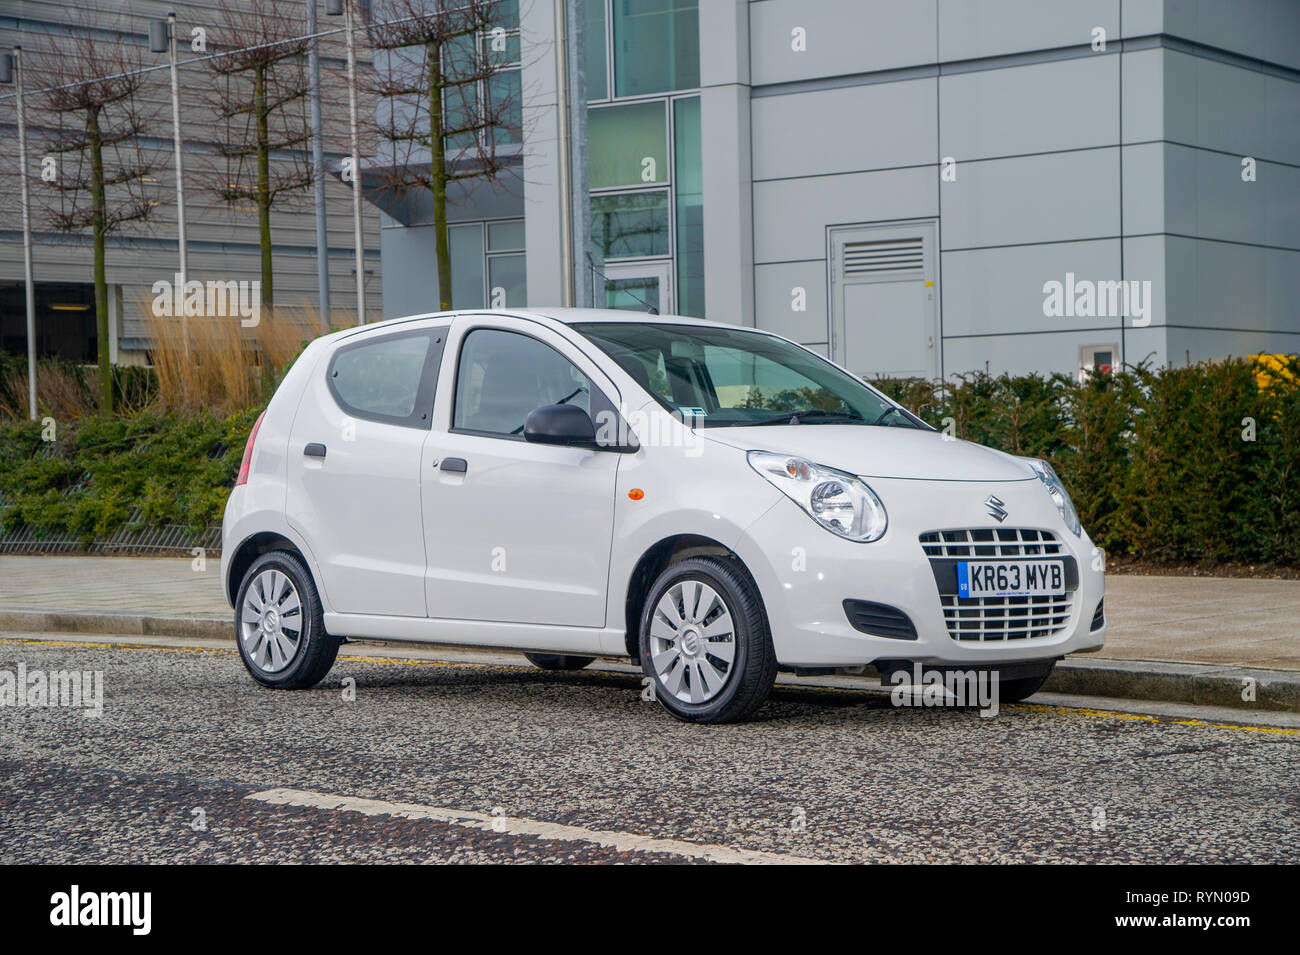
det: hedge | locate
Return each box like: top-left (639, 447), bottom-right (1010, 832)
top-left (872, 356), bottom-right (1300, 565)
top-left (0, 408), bottom-right (260, 543)
top-left (0, 356), bottom-right (1296, 565)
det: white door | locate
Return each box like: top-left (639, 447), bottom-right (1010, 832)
top-left (829, 221), bottom-right (939, 379)
top-left (285, 323), bottom-right (447, 617)
top-left (420, 318), bottom-right (621, 627)
top-left (602, 261), bottom-right (673, 314)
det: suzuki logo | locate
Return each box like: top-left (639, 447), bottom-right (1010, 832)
top-left (984, 495), bottom-right (1008, 522)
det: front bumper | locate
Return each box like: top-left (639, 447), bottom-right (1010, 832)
top-left (733, 475), bottom-right (1106, 667)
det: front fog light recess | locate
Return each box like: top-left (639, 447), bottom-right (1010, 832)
top-left (748, 451), bottom-right (887, 542)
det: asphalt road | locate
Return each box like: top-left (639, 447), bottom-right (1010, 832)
top-left (1, 638), bottom-right (1297, 864)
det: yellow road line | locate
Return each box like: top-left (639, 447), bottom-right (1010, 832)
top-left (3, 635), bottom-right (1296, 736)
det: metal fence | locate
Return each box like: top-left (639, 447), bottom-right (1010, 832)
top-left (0, 507), bottom-right (221, 556)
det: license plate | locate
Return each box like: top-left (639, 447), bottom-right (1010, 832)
top-left (957, 560), bottom-right (1065, 598)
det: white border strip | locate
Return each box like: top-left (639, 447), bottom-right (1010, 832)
top-left (247, 787), bottom-right (829, 865)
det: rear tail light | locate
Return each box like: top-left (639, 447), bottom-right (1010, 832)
top-left (236, 410), bottom-right (267, 486)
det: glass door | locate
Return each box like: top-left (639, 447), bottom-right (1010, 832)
top-left (601, 261), bottom-right (673, 314)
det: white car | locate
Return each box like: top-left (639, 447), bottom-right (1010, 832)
top-left (222, 308), bottom-right (1105, 723)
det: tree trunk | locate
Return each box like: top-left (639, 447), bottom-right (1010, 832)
top-left (255, 64), bottom-right (274, 309)
top-left (427, 41), bottom-right (452, 310)
top-left (88, 107), bottom-right (112, 416)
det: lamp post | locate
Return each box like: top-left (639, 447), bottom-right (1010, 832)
top-left (150, 13), bottom-right (189, 355)
top-left (306, 0), bottom-right (331, 320)
top-left (1, 47), bottom-right (38, 420)
top-left (327, 0), bottom-right (366, 325)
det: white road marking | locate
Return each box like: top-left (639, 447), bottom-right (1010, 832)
top-left (247, 787), bottom-right (829, 865)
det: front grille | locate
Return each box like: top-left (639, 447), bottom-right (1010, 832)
top-left (1090, 597), bottom-right (1105, 631)
top-left (919, 527), bottom-right (1064, 559)
top-left (940, 593), bottom-right (1073, 641)
top-left (921, 528), bottom-right (1072, 642)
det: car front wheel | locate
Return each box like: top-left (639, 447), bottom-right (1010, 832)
top-left (638, 556), bottom-right (777, 724)
top-left (235, 551), bottom-right (339, 689)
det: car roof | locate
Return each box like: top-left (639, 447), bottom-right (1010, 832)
top-left (525, 307), bottom-right (738, 330)
top-left (336, 307), bottom-right (747, 338)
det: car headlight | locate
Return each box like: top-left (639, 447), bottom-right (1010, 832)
top-left (748, 451), bottom-right (887, 542)
top-left (1026, 458), bottom-right (1081, 537)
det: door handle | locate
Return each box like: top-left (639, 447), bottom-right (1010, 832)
top-left (304, 443), bottom-right (327, 458)
top-left (440, 457), bottom-right (468, 473)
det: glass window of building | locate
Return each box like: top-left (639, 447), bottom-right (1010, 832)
top-left (448, 219), bottom-right (527, 309)
top-left (673, 96), bottom-right (703, 318)
top-left (611, 1), bottom-right (699, 97)
top-left (582, 3), bottom-right (703, 315)
top-left (449, 224), bottom-right (487, 309)
top-left (590, 192), bottom-right (671, 259)
top-left (585, 0), bottom-right (609, 101)
top-left (588, 101), bottom-right (668, 189)
top-left (487, 253), bottom-right (526, 308)
top-left (441, 11), bottom-right (521, 153)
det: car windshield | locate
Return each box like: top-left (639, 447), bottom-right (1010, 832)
top-left (573, 322), bottom-right (929, 430)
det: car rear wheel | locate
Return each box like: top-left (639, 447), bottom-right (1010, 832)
top-left (524, 653), bottom-right (596, 671)
top-left (235, 551), bottom-right (339, 690)
top-left (639, 556), bottom-right (777, 724)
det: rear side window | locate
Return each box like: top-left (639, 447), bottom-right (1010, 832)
top-left (327, 328), bottom-right (445, 428)
top-left (453, 328), bottom-right (593, 436)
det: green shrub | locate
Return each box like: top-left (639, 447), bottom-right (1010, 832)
top-left (873, 356), bottom-right (1300, 566)
top-left (0, 407), bottom-right (260, 543)
top-left (1, 355), bottom-right (1295, 566)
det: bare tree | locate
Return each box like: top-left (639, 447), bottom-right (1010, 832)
top-left (34, 22), bottom-right (161, 415)
top-left (366, 0), bottom-right (521, 309)
top-left (205, 0), bottom-right (315, 309)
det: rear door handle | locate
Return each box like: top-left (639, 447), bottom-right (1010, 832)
top-left (304, 443), bottom-right (327, 458)
top-left (440, 457), bottom-right (468, 473)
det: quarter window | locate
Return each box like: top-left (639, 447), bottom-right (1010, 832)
top-left (454, 329), bottom-right (593, 436)
top-left (328, 330), bottom-right (442, 428)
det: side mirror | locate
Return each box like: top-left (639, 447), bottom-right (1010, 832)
top-left (524, 403), bottom-right (597, 448)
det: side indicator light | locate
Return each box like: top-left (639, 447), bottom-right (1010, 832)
top-left (628, 488), bottom-right (645, 501)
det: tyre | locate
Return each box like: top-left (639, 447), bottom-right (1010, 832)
top-left (235, 550), bottom-right (339, 690)
top-left (638, 556), bottom-right (777, 724)
top-left (997, 663), bottom-right (1055, 703)
top-left (524, 653), bottom-right (596, 671)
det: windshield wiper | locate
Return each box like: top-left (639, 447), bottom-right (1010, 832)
top-left (871, 405), bottom-right (922, 428)
top-left (729, 409), bottom-right (864, 427)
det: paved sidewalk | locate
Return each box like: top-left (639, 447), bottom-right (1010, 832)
top-left (2, 555), bottom-right (1297, 669)
top-left (0, 555), bottom-right (230, 619)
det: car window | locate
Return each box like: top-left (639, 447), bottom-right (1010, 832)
top-left (575, 322), bottom-right (927, 430)
top-left (453, 328), bottom-right (593, 436)
top-left (327, 329), bottom-right (441, 428)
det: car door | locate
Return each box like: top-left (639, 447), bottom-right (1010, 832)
top-left (285, 322), bottom-right (447, 617)
top-left (421, 317), bottom-right (622, 628)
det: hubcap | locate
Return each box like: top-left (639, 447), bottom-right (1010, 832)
top-left (648, 580), bottom-right (736, 704)
top-left (240, 569), bottom-right (303, 674)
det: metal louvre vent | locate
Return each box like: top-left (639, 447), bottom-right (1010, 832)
top-left (940, 593), bottom-right (1073, 642)
top-left (841, 237), bottom-right (924, 278)
top-left (919, 527), bottom-right (1064, 559)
